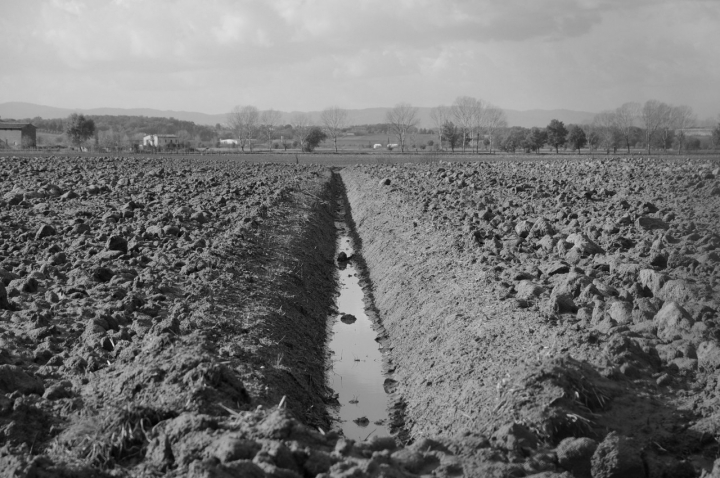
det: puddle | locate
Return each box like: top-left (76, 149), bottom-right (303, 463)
top-left (327, 225), bottom-right (392, 441)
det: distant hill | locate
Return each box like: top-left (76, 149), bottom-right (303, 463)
top-left (273, 107), bottom-right (597, 128)
top-left (0, 101), bottom-right (597, 128)
top-left (503, 109), bottom-right (597, 128)
top-left (0, 102), bottom-right (228, 127)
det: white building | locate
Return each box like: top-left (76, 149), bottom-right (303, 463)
top-left (143, 134), bottom-right (178, 147)
top-left (219, 139), bottom-right (239, 146)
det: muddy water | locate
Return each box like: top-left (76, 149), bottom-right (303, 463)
top-left (327, 228), bottom-right (392, 441)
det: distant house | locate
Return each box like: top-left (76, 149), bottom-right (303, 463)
top-left (219, 139), bottom-right (238, 146)
top-left (678, 128), bottom-right (713, 137)
top-left (373, 143), bottom-right (383, 149)
top-left (0, 123), bottom-right (36, 148)
top-left (143, 134), bottom-right (178, 147)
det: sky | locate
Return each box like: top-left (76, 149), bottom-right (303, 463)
top-left (1, 0), bottom-right (719, 118)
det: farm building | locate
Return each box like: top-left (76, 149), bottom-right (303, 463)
top-left (143, 134), bottom-right (178, 147)
top-left (0, 123), bottom-right (36, 148)
top-left (219, 139), bottom-right (238, 146)
top-left (678, 128), bottom-right (713, 137)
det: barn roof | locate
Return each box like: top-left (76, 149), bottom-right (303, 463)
top-left (0, 123), bottom-right (34, 130)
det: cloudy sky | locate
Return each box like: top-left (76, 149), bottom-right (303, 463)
top-left (1, 0), bottom-right (719, 118)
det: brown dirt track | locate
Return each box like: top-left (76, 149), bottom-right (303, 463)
top-left (0, 153), bottom-right (719, 477)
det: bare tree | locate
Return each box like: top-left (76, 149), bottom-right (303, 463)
top-left (640, 100), bottom-right (671, 154)
top-left (98, 128), bottom-right (129, 152)
top-left (429, 105), bottom-right (451, 150)
top-left (385, 102), bottom-right (419, 152)
top-left (244, 106), bottom-right (260, 152)
top-left (669, 105), bottom-right (695, 154)
top-left (472, 99), bottom-right (487, 153)
top-left (227, 105), bottom-right (259, 152)
top-left (226, 107), bottom-right (244, 149)
top-left (483, 105), bottom-right (507, 153)
top-left (259, 109), bottom-right (282, 150)
top-left (320, 106), bottom-right (348, 153)
top-left (291, 113), bottom-right (312, 152)
top-left (451, 96), bottom-right (479, 153)
top-left (176, 129), bottom-right (191, 149)
top-left (613, 102), bottom-right (640, 154)
top-left (593, 110), bottom-right (620, 154)
top-left (581, 124), bottom-right (599, 153)
top-left (656, 104), bottom-right (686, 152)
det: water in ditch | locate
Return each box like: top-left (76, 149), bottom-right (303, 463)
top-left (327, 226), bottom-right (392, 441)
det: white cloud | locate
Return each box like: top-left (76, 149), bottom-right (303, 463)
top-left (50, 0), bottom-right (84, 15)
top-left (0, 0), bottom-right (718, 117)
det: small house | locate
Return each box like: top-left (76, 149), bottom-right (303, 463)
top-left (0, 123), bottom-right (36, 148)
top-left (143, 134), bottom-right (178, 148)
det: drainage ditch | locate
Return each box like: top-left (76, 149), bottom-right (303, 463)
top-left (325, 186), bottom-right (400, 441)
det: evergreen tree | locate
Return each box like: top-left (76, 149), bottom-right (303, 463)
top-left (304, 127), bottom-right (327, 152)
top-left (567, 125), bottom-right (587, 153)
top-left (441, 121), bottom-right (461, 152)
top-left (64, 113), bottom-right (96, 147)
top-left (546, 119), bottom-right (568, 154)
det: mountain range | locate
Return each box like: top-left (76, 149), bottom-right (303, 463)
top-left (0, 102), bottom-right (597, 129)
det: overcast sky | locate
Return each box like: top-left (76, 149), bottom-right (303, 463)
top-left (1, 0), bottom-right (719, 118)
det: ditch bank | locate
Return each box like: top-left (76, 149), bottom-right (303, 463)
top-left (0, 158), bottom-right (465, 477)
top-left (326, 181), bottom-right (406, 442)
top-left (341, 161), bottom-right (720, 477)
top-left (0, 162), bottom-right (345, 476)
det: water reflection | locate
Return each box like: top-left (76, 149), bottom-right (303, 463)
top-left (327, 233), bottom-right (392, 441)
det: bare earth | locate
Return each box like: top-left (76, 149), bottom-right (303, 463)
top-left (0, 154), bottom-right (719, 477)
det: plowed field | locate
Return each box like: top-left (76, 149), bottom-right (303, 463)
top-left (0, 154), bottom-right (719, 477)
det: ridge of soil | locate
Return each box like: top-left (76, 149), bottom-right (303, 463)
top-left (341, 157), bottom-right (720, 477)
top-left (0, 156), bottom-right (465, 477)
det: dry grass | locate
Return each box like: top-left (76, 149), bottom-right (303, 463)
top-left (51, 406), bottom-right (176, 469)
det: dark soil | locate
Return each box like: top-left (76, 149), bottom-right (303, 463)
top-left (1, 153), bottom-right (719, 477)
top-left (0, 156), bottom-right (465, 477)
top-left (341, 156), bottom-right (720, 477)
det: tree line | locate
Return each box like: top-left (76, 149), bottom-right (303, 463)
top-left (227, 105), bottom-right (362, 152)
top-left (591, 101), bottom-right (697, 154)
top-left (6, 98), bottom-right (720, 153)
top-left (19, 114), bottom-right (216, 147)
top-left (226, 106), bottom-right (345, 153)
top-left (428, 98), bottom-right (717, 155)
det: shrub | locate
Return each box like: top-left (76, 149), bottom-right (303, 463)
top-left (303, 127), bottom-right (327, 152)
